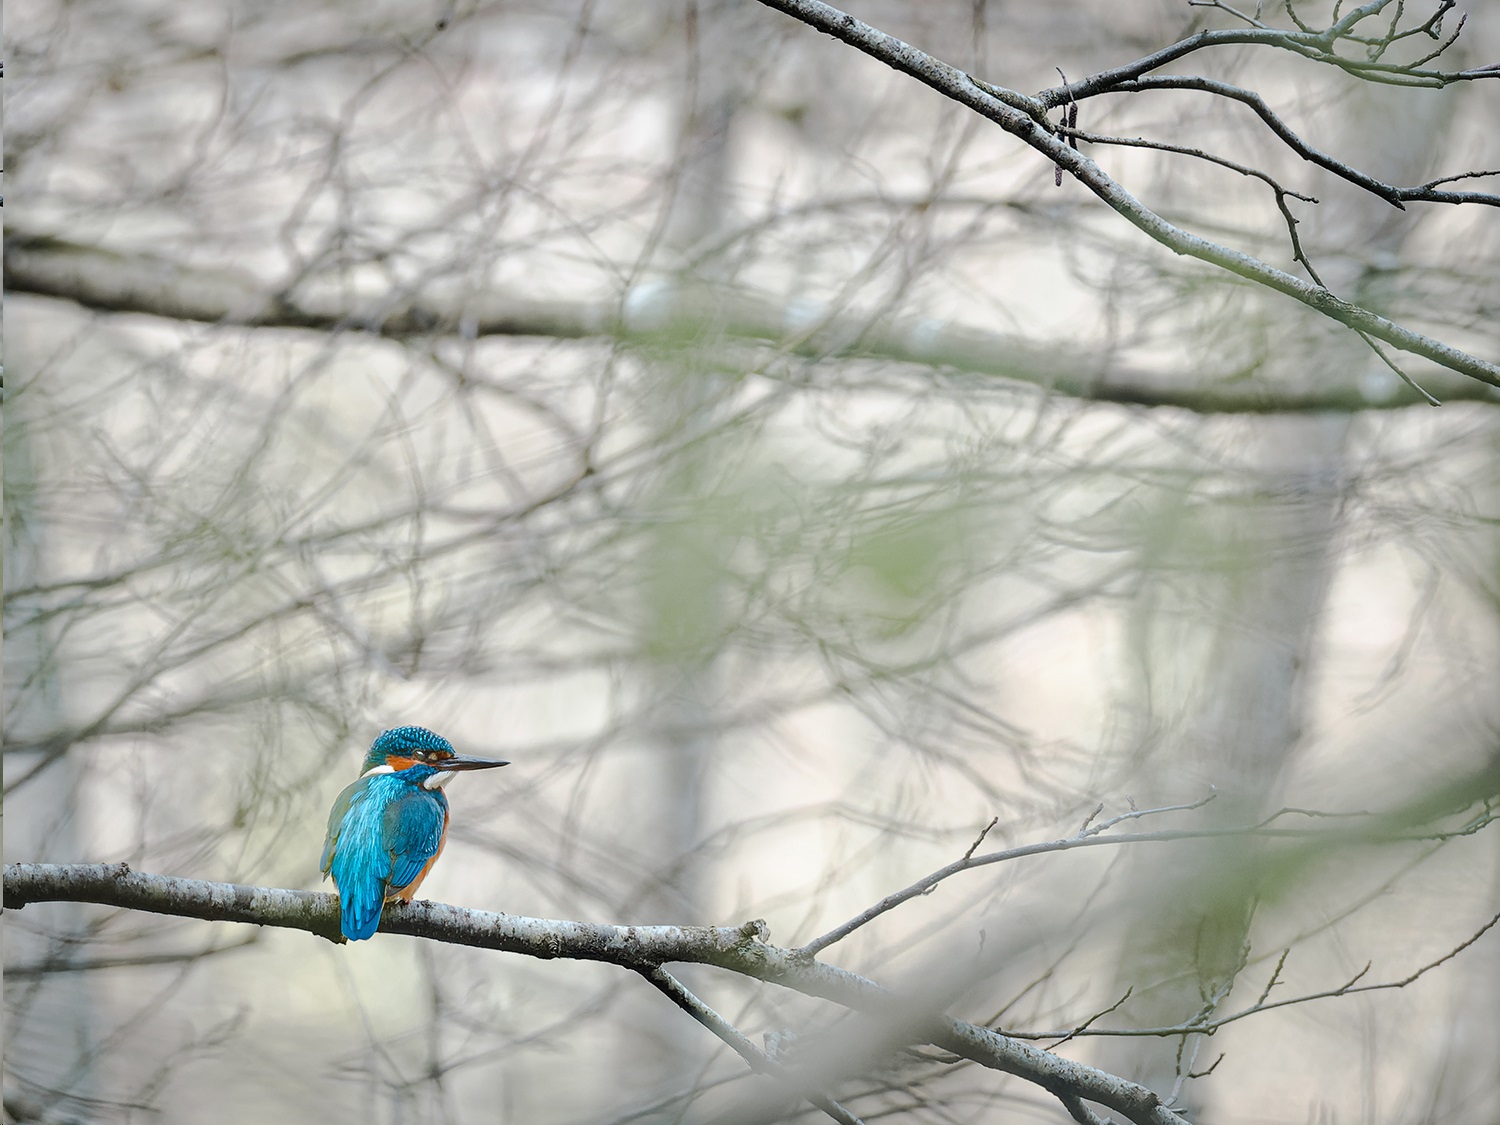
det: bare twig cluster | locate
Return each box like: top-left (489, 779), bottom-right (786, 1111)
top-left (9, 786), bottom-right (1497, 1125)
top-left (752, 0), bottom-right (1500, 392)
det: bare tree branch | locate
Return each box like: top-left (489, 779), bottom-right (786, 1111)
top-left (749, 0), bottom-right (1500, 390)
top-left (1035, 0), bottom-right (1500, 95)
top-left (795, 785), bottom-right (1500, 961)
top-left (639, 966), bottom-right (866, 1125)
top-left (1, 862), bottom-right (1187, 1125)
top-left (4, 935), bottom-right (260, 979)
top-left (1107, 75), bottom-right (1500, 208)
top-left (1003, 907), bottom-right (1500, 1039)
top-left (9, 231), bottom-right (1496, 412)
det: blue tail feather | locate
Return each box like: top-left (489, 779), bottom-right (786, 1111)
top-left (340, 889), bottom-right (383, 941)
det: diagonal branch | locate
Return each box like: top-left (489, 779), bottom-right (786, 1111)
top-left (795, 791), bottom-right (1498, 958)
top-left (1033, 0), bottom-right (1500, 98)
top-left (749, 0), bottom-right (1500, 391)
top-left (1109, 75), bottom-right (1500, 209)
top-left (1001, 907), bottom-right (1500, 1040)
top-left (639, 966), bottom-right (866, 1125)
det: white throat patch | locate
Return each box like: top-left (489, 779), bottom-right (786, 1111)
top-left (423, 770), bottom-right (456, 790)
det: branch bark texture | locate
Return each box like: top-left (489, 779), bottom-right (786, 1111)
top-left (4, 862), bottom-right (1182, 1125)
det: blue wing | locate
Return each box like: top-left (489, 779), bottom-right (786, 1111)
top-left (323, 774), bottom-right (447, 941)
top-left (320, 782), bottom-right (358, 876)
top-left (383, 786), bottom-right (448, 892)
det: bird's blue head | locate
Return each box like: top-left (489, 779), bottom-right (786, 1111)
top-left (359, 726), bottom-right (509, 780)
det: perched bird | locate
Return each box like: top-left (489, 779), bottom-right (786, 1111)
top-left (321, 726), bottom-right (508, 941)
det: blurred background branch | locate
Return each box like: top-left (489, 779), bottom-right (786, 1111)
top-left (7, 0), bottom-right (1499, 1122)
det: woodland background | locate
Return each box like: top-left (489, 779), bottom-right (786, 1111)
top-left (5, 1), bottom-right (1499, 1123)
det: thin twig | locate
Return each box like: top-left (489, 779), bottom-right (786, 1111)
top-left (1057, 122), bottom-right (1331, 281)
top-left (1118, 73), bottom-right (1497, 201)
top-left (1189, 0), bottom-right (1274, 30)
top-left (1002, 909), bottom-right (1500, 1040)
top-left (1407, 10), bottom-right (1464, 68)
top-left (1188, 1052), bottom-right (1226, 1079)
top-left (1355, 330), bottom-right (1443, 406)
top-left (1056, 125), bottom-right (1319, 202)
top-left (1079, 803), bottom-right (1106, 834)
top-left (800, 795), bottom-right (1218, 957)
top-left (1415, 167), bottom-right (1500, 191)
top-left (638, 966), bottom-right (867, 1125)
top-left (1081, 793), bottom-right (1218, 838)
top-left (750, 0), bottom-right (1500, 389)
top-left (1257, 806), bottom-right (1375, 828)
top-left (962, 817), bottom-right (1001, 861)
top-left (1046, 987), bottom-right (1135, 1050)
top-left (1254, 948), bottom-right (1292, 1006)
top-left (796, 801), bottom-right (1490, 960)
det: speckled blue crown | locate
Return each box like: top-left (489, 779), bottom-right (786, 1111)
top-left (361, 726), bottom-right (454, 771)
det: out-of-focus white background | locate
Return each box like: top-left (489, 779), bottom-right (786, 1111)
top-left (6, 1), bottom-right (1498, 1122)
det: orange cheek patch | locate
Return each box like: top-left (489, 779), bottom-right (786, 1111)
top-left (386, 755), bottom-right (418, 772)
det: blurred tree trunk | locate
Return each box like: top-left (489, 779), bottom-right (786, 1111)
top-left (1098, 77), bottom-right (1463, 1111)
top-left (619, 1), bottom-right (753, 1112)
top-left (3, 417), bottom-right (96, 1125)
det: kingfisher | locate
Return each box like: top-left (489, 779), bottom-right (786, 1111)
top-left (320, 726), bottom-right (509, 941)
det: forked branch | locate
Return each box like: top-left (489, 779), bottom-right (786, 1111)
top-left (0, 861), bottom-right (1192, 1125)
top-left (750, 0), bottom-right (1500, 391)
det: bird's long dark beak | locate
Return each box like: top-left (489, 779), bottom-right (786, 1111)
top-left (436, 755), bottom-right (511, 771)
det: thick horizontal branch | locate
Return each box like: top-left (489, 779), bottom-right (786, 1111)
top-left (749, 0), bottom-right (1500, 392)
top-left (4, 862), bottom-right (1180, 1125)
top-left (5, 934), bottom-right (259, 978)
top-left (8, 232), bottom-right (1493, 413)
top-left (3, 233), bottom-right (617, 341)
